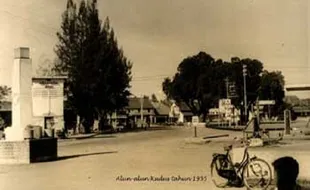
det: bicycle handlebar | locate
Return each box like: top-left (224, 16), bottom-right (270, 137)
top-left (224, 139), bottom-right (250, 152)
top-left (233, 137), bottom-right (250, 146)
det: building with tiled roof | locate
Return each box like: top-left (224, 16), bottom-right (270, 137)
top-left (151, 102), bottom-right (170, 123)
top-left (126, 97), bottom-right (156, 128)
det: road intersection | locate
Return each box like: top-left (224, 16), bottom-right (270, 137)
top-left (0, 123), bottom-right (309, 190)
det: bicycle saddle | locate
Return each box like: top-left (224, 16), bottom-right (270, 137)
top-left (224, 145), bottom-right (232, 151)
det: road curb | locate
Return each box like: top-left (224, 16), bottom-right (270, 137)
top-left (206, 125), bottom-right (245, 131)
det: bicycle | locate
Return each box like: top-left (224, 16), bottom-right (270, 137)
top-left (210, 140), bottom-right (272, 189)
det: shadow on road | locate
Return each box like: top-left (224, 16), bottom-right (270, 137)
top-left (56, 151), bottom-right (118, 161)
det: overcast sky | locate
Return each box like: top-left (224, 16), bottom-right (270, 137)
top-left (0, 0), bottom-right (309, 98)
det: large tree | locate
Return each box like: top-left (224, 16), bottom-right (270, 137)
top-left (93, 18), bottom-right (132, 129)
top-left (162, 52), bottom-right (227, 120)
top-left (227, 57), bottom-right (263, 120)
top-left (0, 86), bottom-right (10, 101)
top-left (54, 0), bottom-right (132, 132)
top-left (36, 58), bottom-right (59, 77)
top-left (162, 52), bottom-right (264, 122)
top-left (258, 70), bottom-right (285, 116)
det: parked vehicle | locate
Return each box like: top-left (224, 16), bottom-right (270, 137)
top-left (210, 140), bottom-right (272, 189)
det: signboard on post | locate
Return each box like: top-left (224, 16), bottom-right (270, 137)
top-left (192, 116), bottom-right (199, 137)
top-left (219, 99), bottom-right (231, 113)
top-left (228, 83), bottom-right (238, 98)
top-left (258, 100), bottom-right (275, 105)
top-left (192, 116), bottom-right (199, 126)
top-left (32, 79), bottom-right (64, 117)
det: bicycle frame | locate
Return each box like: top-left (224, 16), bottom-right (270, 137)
top-left (225, 146), bottom-right (252, 180)
top-left (212, 144), bottom-right (272, 189)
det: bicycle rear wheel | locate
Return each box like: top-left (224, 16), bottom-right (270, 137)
top-left (242, 158), bottom-right (272, 190)
top-left (210, 154), bottom-right (231, 188)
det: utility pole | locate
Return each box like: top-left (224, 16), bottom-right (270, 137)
top-left (243, 64), bottom-right (248, 123)
top-left (225, 78), bottom-right (229, 98)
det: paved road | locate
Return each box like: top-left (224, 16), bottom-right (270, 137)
top-left (0, 126), bottom-right (308, 190)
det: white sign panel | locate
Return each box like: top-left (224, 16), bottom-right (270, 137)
top-left (32, 80), bottom-right (64, 117)
top-left (258, 100), bottom-right (275, 105)
top-left (219, 99), bottom-right (231, 113)
top-left (192, 116), bottom-right (199, 125)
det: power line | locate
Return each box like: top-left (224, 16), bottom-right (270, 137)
top-left (132, 76), bottom-right (170, 81)
top-left (133, 74), bottom-right (171, 78)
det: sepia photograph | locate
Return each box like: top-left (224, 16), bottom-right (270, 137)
top-left (0, 0), bottom-right (310, 189)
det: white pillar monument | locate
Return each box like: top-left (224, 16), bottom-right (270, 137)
top-left (5, 47), bottom-right (33, 141)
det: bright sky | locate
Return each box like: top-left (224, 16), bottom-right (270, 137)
top-left (0, 0), bottom-right (309, 99)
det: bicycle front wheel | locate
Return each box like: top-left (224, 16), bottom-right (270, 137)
top-left (242, 158), bottom-right (272, 190)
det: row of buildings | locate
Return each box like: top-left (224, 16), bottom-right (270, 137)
top-left (0, 76), bottom-right (194, 135)
top-left (0, 76), bottom-right (308, 135)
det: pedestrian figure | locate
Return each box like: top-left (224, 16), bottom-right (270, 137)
top-left (272, 156), bottom-right (302, 190)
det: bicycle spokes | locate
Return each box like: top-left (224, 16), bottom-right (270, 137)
top-left (250, 163), bottom-right (264, 177)
top-left (243, 158), bottom-right (272, 190)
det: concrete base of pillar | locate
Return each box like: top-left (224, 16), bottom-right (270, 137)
top-left (0, 138), bottom-right (58, 164)
top-left (4, 127), bottom-right (25, 141)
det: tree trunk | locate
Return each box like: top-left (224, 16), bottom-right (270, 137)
top-left (202, 113), bottom-right (207, 122)
top-left (98, 112), bottom-right (108, 131)
top-left (80, 114), bottom-right (94, 134)
top-left (84, 122), bottom-right (91, 134)
top-left (76, 115), bottom-right (81, 134)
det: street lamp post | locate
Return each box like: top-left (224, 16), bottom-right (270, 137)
top-left (193, 99), bottom-right (199, 137)
top-left (243, 64), bottom-right (248, 123)
top-left (225, 78), bottom-right (229, 98)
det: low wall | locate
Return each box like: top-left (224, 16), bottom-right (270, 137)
top-left (0, 138), bottom-right (57, 164)
top-left (0, 140), bottom-right (30, 164)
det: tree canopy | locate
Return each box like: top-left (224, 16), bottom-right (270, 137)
top-left (0, 86), bottom-right (10, 101)
top-left (151, 94), bottom-right (159, 103)
top-left (162, 51), bottom-right (285, 121)
top-left (54, 0), bottom-right (132, 132)
top-left (259, 70), bottom-right (285, 116)
top-left (36, 58), bottom-right (59, 77)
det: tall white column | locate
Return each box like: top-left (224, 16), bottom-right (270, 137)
top-left (5, 47), bottom-right (33, 141)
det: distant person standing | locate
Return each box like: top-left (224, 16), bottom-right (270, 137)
top-left (272, 157), bottom-right (302, 190)
top-left (252, 114), bottom-right (261, 138)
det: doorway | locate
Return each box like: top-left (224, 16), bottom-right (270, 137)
top-left (44, 116), bottom-right (55, 129)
